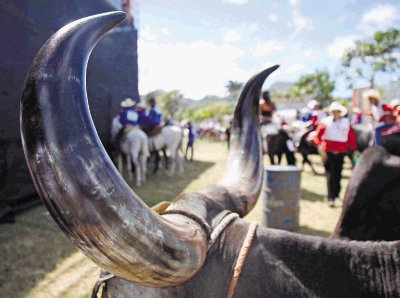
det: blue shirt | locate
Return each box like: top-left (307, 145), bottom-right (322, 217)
top-left (137, 109), bottom-right (149, 126)
top-left (148, 107), bottom-right (162, 125)
top-left (119, 107), bottom-right (139, 126)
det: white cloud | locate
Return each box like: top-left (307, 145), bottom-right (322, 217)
top-left (288, 0), bottom-right (299, 7)
top-left (357, 4), bottom-right (398, 35)
top-left (326, 35), bottom-right (357, 58)
top-left (140, 25), bottom-right (157, 41)
top-left (161, 27), bottom-right (170, 35)
top-left (138, 40), bottom-right (249, 99)
top-left (269, 14), bottom-right (278, 22)
top-left (222, 0), bottom-right (248, 4)
top-left (223, 30), bottom-right (242, 43)
top-left (252, 41), bottom-right (284, 57)
top-left (285, 63), bottom-right (304, 74)
top-left (292, 10), bottom-right (313, 31)
top-left (304, 49), bottom-right (313, 57)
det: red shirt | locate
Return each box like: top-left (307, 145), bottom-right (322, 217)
top-left (313, 116), bottom-right (356, 153)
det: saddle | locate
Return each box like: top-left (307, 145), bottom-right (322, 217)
top-left (142, 125), bottom-right (162, 137)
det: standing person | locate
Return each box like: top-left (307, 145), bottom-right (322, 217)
top-left (184, 121), bottom-right (196, 161)
top-left (259, 90), bottom-right (276, 124)
top-left (365, 89), bottom-right (383, 125)
top-left (313, 102), bottom-right (356, 207)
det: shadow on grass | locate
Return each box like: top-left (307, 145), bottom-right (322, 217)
top-left (300, 188), bottom-right (325, 202)
top-left (0, 159), bottom-right (214, 297)
top-left (0, 205), bottom-right (77, 297)
top-left (132, 159), bottom-right (215, 207)
top-left (299, 225), bottom-right (331, 238)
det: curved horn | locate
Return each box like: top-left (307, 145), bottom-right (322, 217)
top-left (20, 12), bottom-right (207, 287)
top-left (205, 66), bottom-right (279, 216)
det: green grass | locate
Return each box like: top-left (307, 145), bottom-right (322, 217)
top-left (0, 139), bottom-right (351, 297)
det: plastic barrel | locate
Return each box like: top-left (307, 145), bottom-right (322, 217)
top-left (261, 165), bottom-right (301, 231)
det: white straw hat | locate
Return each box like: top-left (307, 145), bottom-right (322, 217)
top-left (307, 99), bottom-right (320, 109)
top-left (363, 89), bottom-right (379, 99)
top-left (120, 98), bottom-right (135, 107)
top-left (328, 101), bottom-right (347, 115)
top-left (390, 98), bottom-right (400, 107)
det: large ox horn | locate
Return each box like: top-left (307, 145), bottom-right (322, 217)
top-left (20, 12), bottom-right (207, 287)
top-left (200, 66), bottom-right (279, 217)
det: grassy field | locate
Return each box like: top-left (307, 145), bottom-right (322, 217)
top-left (0, 139), bottom-right (352, 297)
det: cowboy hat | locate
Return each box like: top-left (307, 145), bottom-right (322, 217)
top-left (363, 89), bottom-right (379, 100)
top-left (390, 98), bottom-right (400, 107)
top-left (120, 97), bottom-right (135, 107)
top-left (328, 101), bottom-right (347, 115)
top-left (307, 99), bottom-right (320, 109)
top-left (135, 101), bottom-right (146, 109)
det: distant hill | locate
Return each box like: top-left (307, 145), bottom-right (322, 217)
top-left (268, 81), bottom-right (293, 94)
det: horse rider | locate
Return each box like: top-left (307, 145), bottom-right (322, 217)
top-left (141, 97), bottom-right (163, 136)
top-left (312, 101), bottom-right (356, 207)
top-left (259, 90), bottom-right (276, 125)
top-left (112, 98), bottom-right (139, 149)
top-left (373, 102), bottom-right (397, 146)
top-left (306, 99), bottom-right (327, 128)
top-left (135, 101), bottom-right (149, 128)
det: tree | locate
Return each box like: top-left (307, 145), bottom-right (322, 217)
top-left (225, 80), bottom-right (243, 101)
top-left (341, 28), bottom-right (400, 88)
top-left (159, 90), bottom-right (183, 119)
top-left (282, 71), bottom-right (335, 106)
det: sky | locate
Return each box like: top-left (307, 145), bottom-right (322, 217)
top-left (135, 0), bottom-right (399, 100)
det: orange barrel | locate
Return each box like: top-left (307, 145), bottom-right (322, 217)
top-left (261, 165), bottom-right (301, 231)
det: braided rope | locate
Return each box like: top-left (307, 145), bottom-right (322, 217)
top-left (226, 222), bottom-right (258, 298)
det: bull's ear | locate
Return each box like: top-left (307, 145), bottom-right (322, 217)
top-left (217, 65), bottom-right (279, 216)
top-left (20, 12), bottom-right (207, 287)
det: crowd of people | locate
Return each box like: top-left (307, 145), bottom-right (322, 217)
top-left (114, 90), bottom-right (399, 202)
top-left (114, 97), bottom-right (197, 161)
top-left (259, 90), bottom-right (400, 207)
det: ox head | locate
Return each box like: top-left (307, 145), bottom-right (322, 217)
top-left (20, 12), bottom-right (278, 287)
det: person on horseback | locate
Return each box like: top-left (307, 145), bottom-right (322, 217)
top-left (299, 100), bottom-right (327, 154)
top-left (259, 91), bottom-right (276, 125)
top-left (373, 102), bottom-right (397, 146)
top-left (113, 97), bottom-right (140, 156)
top-left (306, 99), bottom-right (327, 128)
top-left (141, 97), bottom-right (163, 136)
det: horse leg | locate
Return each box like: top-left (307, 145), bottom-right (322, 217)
top-left (117, 154), bottom-right (123, 174)
top-left (162, 148), bottom-right (169, 169)
top-left (304, 153), bottom-right (317, 175)
top-left (168, 152), bottom-right (177, 176)
top-left (268, 152), bottom-right (275, 165)
top-left (152, 151), bottom-right (160, 174)
top-left (133, 156), bottom-right (141, 187)
top-left (140, 154), bottom-right (147, 184)
top-left (126, 154), bottom-right (134, 182)
top-left (277, 153), bottom-right (282, 165)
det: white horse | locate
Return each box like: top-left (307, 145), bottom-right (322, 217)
top-left (149, 125), bottom-right (184, 175)
top-left (111, 119), bottom-right (149, 186)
